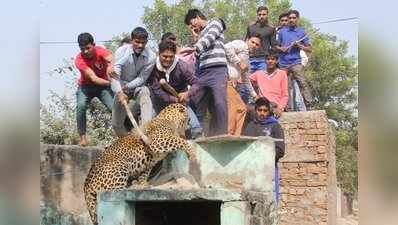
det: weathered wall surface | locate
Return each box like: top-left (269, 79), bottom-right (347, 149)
top-left (279, 110), bottom-right (337, 225)
top-left (40, 144), bottom-right (102, 224)
top-left (40, 110), bottom-right (337, 225)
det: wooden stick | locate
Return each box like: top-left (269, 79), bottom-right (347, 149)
top-left (159, 78), bottom-right (179, 97)
top-left (121, 100), bottom-right (151, 146)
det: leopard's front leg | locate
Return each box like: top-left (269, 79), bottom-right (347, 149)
top-left (149, 135), bottom-right (196, 161)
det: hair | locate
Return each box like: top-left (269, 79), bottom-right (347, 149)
top-left (77, 32), bottom-right (94, 46)
top-left (184, 9), bottom-right (207, 25)
top-left (131, 27), bottom-right (149, 40)
top-left (265, 51), bottom-right (279, 59)
top-left (256, 6), bottom-right (268, 13)
top-left (278, 12), bottom-right (289, 21)
top-left (158, 40), bottom-right (177, 54)
top-left (247, 32), bottom-right (262, 41)
top-left (255, 97), bottom-right (271, 110)
top-left (161, 32), bottom-right (177, 42)
top-left (287, 9), bottom-right (300, 18)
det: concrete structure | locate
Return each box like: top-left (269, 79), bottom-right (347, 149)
top-left (40, 110), bottom-right (337, 225)
top-left (96, 135), bottom-right (277, 225)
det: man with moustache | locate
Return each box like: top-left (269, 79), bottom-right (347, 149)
top-left (243, 6), bottom-right (278, 104)
top-left (110, 27), bottom-right (156, 137)
top-left (148, 40), bottom-right (202, 138)
top-left (245, 6), bottom-right (278, 73)
top-left (275, 10), bottom-right (313, 109)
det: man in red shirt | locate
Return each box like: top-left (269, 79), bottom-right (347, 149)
top-left (74, 32), bottom-right (114, 146)
top-left (250, 52), bottom-right (288, 118)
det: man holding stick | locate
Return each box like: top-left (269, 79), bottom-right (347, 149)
top-left (148, 40), bottom-right (202, 139)
top-left (110, 27), bottom-right (155, 137)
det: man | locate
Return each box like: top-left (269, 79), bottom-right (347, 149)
top-left (242, 97), bottom-right (285, 204)
top-left (148, 40), bottom-right (202, 138)
top-left (110, 27), bottom-right (156, 137)
top-left (245, 6), bottom-right (278, 73)
top-left (276, 9), bottom-right (313, 109)
top-left (180, 9), bottom-right (228, 136)
top-left (277, 12), bottom-right (307, 111)
top-left (74, 32), bottom-right (114, 146)
top-left (161, 32), bottom-right (197, 69)
top-left (250, 52), bottom-right (288, 118)
top-left (224, 34), bottom-right (262, 135)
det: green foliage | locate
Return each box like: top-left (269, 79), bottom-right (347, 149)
top-left (40, 90), bottom-right (115, 146)
top-left (104, 32), bottom-right (130, 53)
top-left (335, 128), bottom-right (358, 196)
top-left (40, 91), bottom-right (78, 145)
top-left (142, 0), bottom-right (195, 46)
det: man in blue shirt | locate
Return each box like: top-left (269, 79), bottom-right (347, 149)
top-left (276, 10), bottom-right (313, 109)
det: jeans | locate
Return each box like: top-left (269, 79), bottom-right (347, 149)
top-left (287, 76), bottom-right (307, 111)
top-left (112, 86), bottom-right (153, 137)
top-left (76, 85), bottom-right (114, 135)
top-left (274, 164), bottom-right (280, 205)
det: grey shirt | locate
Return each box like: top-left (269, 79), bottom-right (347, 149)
top-left (245, 22), bottom-right (277, 58)
top-left (111, 44), bottom-right (156, 93)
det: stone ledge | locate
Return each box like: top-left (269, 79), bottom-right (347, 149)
top-left (99, 189), bottom-right (275, 203)
top-left (194, 134), bottom-right (282, 144)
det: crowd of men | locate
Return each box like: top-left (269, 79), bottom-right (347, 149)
top-left (74, 7), bottom-right (313, 157)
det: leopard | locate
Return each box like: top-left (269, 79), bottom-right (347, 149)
top-left (83, 103), bottom-right (196, 225)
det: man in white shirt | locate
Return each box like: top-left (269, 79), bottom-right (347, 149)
top-left (224, 34), bottom-right (262, 135)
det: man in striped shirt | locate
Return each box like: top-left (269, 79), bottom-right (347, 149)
top-left (180, 9), bottom-right (228, 136)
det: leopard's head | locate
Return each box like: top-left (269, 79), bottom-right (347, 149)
top-left (157, 103), bottom-right (189, 136)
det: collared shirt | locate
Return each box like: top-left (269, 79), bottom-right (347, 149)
top-left (110, 44), bottom-right (156, 93)
top-left (277, 26), bottom-right (310, 68)
top-left (250, 68), bottom-right (288, 110)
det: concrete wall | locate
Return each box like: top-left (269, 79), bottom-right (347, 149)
top-left (40, 144), bottom-right (102, 224)
top-left (278, 110), bottom-right (337, 225)
top-left (40, 136), bottom-right (277, 225)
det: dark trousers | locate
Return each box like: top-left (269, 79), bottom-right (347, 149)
top-left (193, 66), bottom-right (228, 136)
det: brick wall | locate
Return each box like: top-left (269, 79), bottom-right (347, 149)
top-left (278, 110), bottom-right (337, 225)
